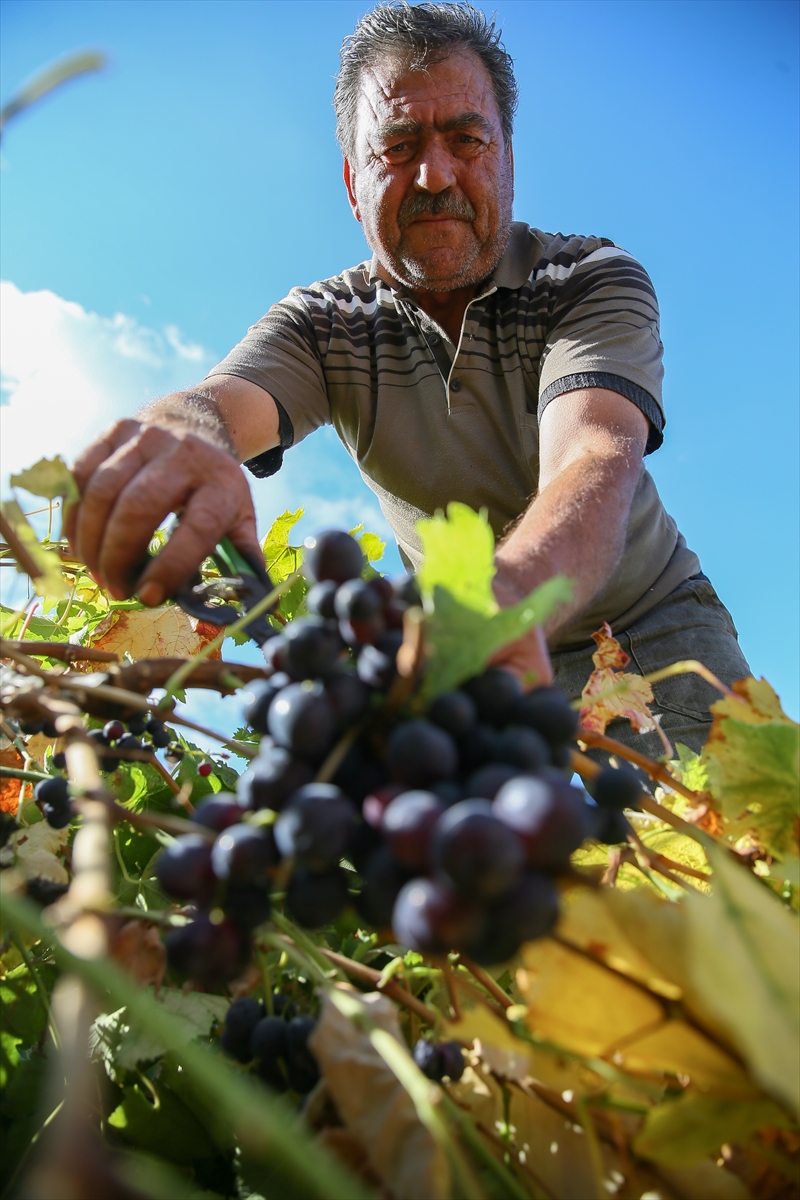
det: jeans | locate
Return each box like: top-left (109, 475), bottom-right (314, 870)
top-left (551, 574), bottom-right (750, 762)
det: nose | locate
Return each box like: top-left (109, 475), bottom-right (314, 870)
top-left (414, 137), bottom-right (456, 193)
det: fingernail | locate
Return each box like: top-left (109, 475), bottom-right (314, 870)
top-left (138, 582), bottom-right (164, 607)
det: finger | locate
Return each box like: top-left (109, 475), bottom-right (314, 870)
top-left (131, 484), bottom-right (247, 604)
top-left (74, 436), bottom-right (152, 586)
top-left (65, 420), bottom-right (142, 551)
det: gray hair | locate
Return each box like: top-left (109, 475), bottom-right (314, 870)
top-left (334, 2), bottom-right (518, 158)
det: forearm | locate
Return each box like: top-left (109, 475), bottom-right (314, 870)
top-left (494, 452), bottom-right (641, 634)
top-left (138, 388), bottom-right (237, 455)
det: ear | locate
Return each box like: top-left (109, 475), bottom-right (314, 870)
top-left (343, 159), bottom-right (361, 223)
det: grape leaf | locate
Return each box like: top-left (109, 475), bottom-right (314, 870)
top-left (578, 622), bottom-right (658, 735)
top-left (0, 821), bottom-right (69, 884)
top-left (417, 502), bottom-right (497, 615)
top-left (633, 1092), bottom-right (791, 1167)
top-left (702, 678), bottom-right (800, 859)
top-left (262, 508), bottom-right (304, 583)
top-left (349, 524), bottom-right (386, 565)
top-left (91, 989), bottom-right (229, 1081)
top-left (0, 500), bottom-right (68, 598)
top-left (10, 456), bottom-right (80, 506)
top-left (89, 607), bottom-right (222, 661)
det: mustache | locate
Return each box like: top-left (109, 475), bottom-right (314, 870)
top-left (397, 191), bottom-right (477, 227)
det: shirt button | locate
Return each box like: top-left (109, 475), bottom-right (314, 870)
top-left (428, 334), bottom-right (440, 346)
top-left (450, 378), bottom-right (462, 393)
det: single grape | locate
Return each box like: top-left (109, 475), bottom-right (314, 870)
top-left (262, 636), bottom-right (288, 675)
top-left (340, 614), bottom-right (385, 647)
top-left (42, 800), bottom-right (73, 829)
top-left (305, 530), bottom-right (364, 585)
top-left (117, 733), bottom-right (145, 754)
top-left (334, 578), bottom-right (383, 622)
top-left (166, 915), bottom-right (250, 986)
top-left (103, 720), bottom-right (125, 742)
top-left (462, 667), bottom-right (522, 727)
top-left (428, 690), bottom-right (477, 739)
top-left (493, 776), bottom-right (592, 870)
top-left (439, 1041), bottom-right (466, 1081)
top-left (392, 877), bottom-right (484, 954)
top-left (19, 719), bottom-right (45, 735)
top-left (381, 790), bottom-right (444, 872)
top-left (146, 718), bottom-right (172, 749)
top-left (592, 764), bottom-right (643, 810)
top-left (241, 674), bottom-right (291, 735)
top-left (250, 1014), bottom-right (289, 1070)
top-left (356, 643), bottom-right (396, 689)
top-left (592, 807), bottom-right (633, 845)
top-left (274, 783), bottom-right (356, 872)
top-left (51, 751), bottom-right (67, 770)
top-left (494, 725), bottom-right (551, 773)
top-left (156, 834), bottom-right (217, 905)
top-left (384, 720), bottom-right (458, 788)
top-left (465, 763), bottom-right (519, 800)
top-left (285, 1016), bottom-right (320, 1092)
top-left (236, 744), bottom-right (315, 812)
top-left (465, 870), bottom-right (559, 965)
top-left (456, 724), bottom-right (502, 773)
top-left (126, 714), bottom-right (148, 736)
top-left (191, 794), bottom-right (244, 833)
top-left (511, 686), bottom-right (579, 747)
top-left (268, 681), bottom-right (337, 762)
top-left (413, 1039), bottom-right (444, 1080)
top-left (306, 580), bottom-right (338, 620)
top-left (198, 762), bottom-right (213, 778)
top-left (223, 880), bottom-right (272, 930)
top-left (282, 617), bottom-right (344, 680)
top-left (324, 671), bottom-right (371, 732)
top-left (212, 823), bottom-right (278, 882)
top-left (35, 775), bottom-right (69, 809)
top-left (285, 866), bottom-right (349, 928)
top-left (331, 741), bottom-right (388, 804)
top-left (392, 574), bottom-right (421, 606)
top-left (220, 996), bottom-right (264, 1062)
top-left (355, 845), bottom-right (410, 928)
top-left (87, 728), bottom-right (111, 749)
top-left (433, 800), bottom-right (525, 900)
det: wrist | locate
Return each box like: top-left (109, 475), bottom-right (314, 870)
top-left (139, 391), bottom-right (236, 456)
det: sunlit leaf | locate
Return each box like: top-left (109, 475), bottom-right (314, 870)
top-left (1, 500), bottom-right (68, 598)
top-left (89, 607), bottom-right (221, 661)
top-left (417, 502), bottom-right (498, 615)
top-left (633, 1092), bottom-right (791, 1167)
top-left (579, 622), bottom-right (657, 734)
top-left (9, 455), bottom-right (80, 506)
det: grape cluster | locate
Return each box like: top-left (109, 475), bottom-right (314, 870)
top-left (48, 715), bottom-right (176, 778)
top-left (153, 528), bottom-right (642, 982)
top-left (219, 995), bottom-right (320, 1094)
top-left (34, 775), bottom-right (72, 829)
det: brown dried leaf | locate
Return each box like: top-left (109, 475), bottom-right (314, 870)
top-left (579, 621), bottom-right (657, 734)
top-left (0, 746), bottom-right (25, 814)
top-left (89, 607), bottom-right (222, 661)
top-left (109, 919), bottom-right (166, 991)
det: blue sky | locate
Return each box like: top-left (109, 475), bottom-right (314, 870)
top-left (1, 0), bottom-right (798, 719)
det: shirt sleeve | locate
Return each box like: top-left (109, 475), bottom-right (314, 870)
top-left (205, 289), bottom-right (333, 475)
top-left (537, 246), bottom-right (665, 453)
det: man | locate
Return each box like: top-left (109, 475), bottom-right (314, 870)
top-left (67, 2), bottom-right (748, 756)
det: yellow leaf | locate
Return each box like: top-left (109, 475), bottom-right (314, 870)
top-left (89, 607), bottom-right (221, 661)
top-left (617, 1021), bottom-right (757, 1098)
top-left (633, 1092), bottom-right (791, 1167)
top-left (1, 499), bottom-right (67, 599)
top-left (518, 938), bottom-right (665, 1058)
top-left (579, 622), bottom-right (657, 734)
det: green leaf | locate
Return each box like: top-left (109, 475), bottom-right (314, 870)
top-left (349, 525), bottom-right (386, 565)
top-left (421, 577), bottom-right (572, 699)
top-left (115, 1152), bottom-right (225, 1200)
top-left (634, 1092), bottom-right (791, 1166)
top-left (91, 990), bottom-right (229, 1079)
top-left (0, 961), bottom-right (56, 1045)
top-left (0, 500), bottom-right (68, 598)
top-left (262, 508), bottom-right (304, 584)
top-left (108, 1082), bottom-right (219, 1165)
top-left (10, 455), bottom-right (80, 506)
top-left (0, 1031), bottom-right (22, 1088)
top-left (684, 841), bottom-right (800, 1117)
top-left (671, 743), bottom-right (710, 794)
top-left (417, 503), bottom-right (498, 615)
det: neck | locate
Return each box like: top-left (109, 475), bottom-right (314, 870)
top-left (410, 283), bottom-right (478, 345)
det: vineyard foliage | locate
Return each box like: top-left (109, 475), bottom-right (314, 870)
top-left (0, 457), bottom-right (798, 1200)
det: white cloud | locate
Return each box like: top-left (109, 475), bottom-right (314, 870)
top-left (0, 280), bottom-right (402, 573)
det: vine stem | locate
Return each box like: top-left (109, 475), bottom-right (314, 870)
top-left (572, 734), bottom-right (712, 806)
top-left (457, 955), bottom-right (513, 1010)
top-left (316, 945), bottom-right (438, 1024)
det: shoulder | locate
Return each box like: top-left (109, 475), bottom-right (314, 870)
top-left (499, 224), bottom-right (653, 292)
top-left (282, 262), bottom-right (391, 319)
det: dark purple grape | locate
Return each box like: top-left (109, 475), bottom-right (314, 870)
top-left (191, 794), bottom-right (244, 833)
top-left (375, 629), bottom-right (403, 660)
top-left (262, 636), bottom-right (288, 675)
top-left (324, 671), bottom-right (371, 732)
top-left (592, 764), bottom-right (643, 810)
top-left (335, 579), bottom-right (383, 622)
top-left (25, 877), bottom-right (68, 906)
top-left (305, 530), bottom-right (364, 585)
top-left (41, 719), bottom-right (60, 739)
top-left (126, 713), bottom-right (148, 736)
top-left (242, 674), bottom-right (291, 735)
top-left (166, 914), bottom-right (250, 985)
top-left (146, 718), bottom-right (172, 749)
top-left (512, 686), bottom-right (579, 747)
top-left (117, 733), bottom-right (147, 754)
top-left (392, 574), bottom-right (421, 606)
top-left (220, 996), bottom-right (264, 1062)
top-left (370, 575), bottom-right (394, 604)
top-left (550, 743), bottom-right (573, 771)
top-left (306, 580), bottom-right (338, 619)
top-left (285, 1016), bottom-right (320, 1092)
top-left (87, 728), bottom-right (110, 749)
top-left (493, 776), bottom-right (592, 870)
top-left (433, 800), bottom-right (525, 900)
top-left (42, 801), bottom-right (72, 829)
top-left (428, 690), bottom-right (477, 738)
top-left (274, 784), bottom-right (356, 872)
top-left (156, 834), bottom-right (216, 905)
top-left (356, 643), bottom-right (396, 689)
top-left (268, 681), bottom-right (337, 762)
top-left (212, 823), bottom-right (278, 882)
top-left (355, 845), bottom-right (410, 928)
top-left (381, 790), bottom-right (444, 871)
top-left (236, 744), bottom-right (315, 812)
top-left (462, 667), bottom-right (522, 727)
top-left (282, 617), bottom-right (344, 680)
top-left (413, 1039), bottom-right (444, 1079)
top-left (286, 867), bottom-right (349, 928)
top-left (35, 775), bottom-right (69, 808)
top-left (19, 719), bottom-right (45, 735)
top-left (465, 763), bottom-right (519, 800)
top-left (494, 725), bottom-right (551, 772)
top-left (385, 720), bottom-right (458, 788)
top-left (332, 742), bottom-right (388, 804)
top-left (362, 783), bottom-right (404, 828)
top-left (466, 870), bottom-right (559, 965)
top-left (456, 724), bottom-right (501, 773)
top-left (592, 807), bottom-right (633, 845)
top-left (51, 751), bottom-right (67, 770)
top-left (223, 880), bottom-right (272, 930)
top-left (339, 614), bottom-right (385, 647)
top-left (383, 600), bottom-right (407, 630)
top-left (392, 878), bottom-right (484, 954)
top-left (250, 1014), bottom-right (289, 1066)
top-left (440, 1041), bottom-right (466, 1081)
top-left (103, 720), bottom-right (125, 742)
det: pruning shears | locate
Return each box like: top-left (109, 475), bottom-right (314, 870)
top-left (174, 536), bottom-right (277, 647)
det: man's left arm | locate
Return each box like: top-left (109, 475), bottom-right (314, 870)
top-left (492, 386), bottom-right (649, 682)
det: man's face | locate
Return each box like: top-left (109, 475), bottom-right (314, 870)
top-left (344, 50), bottom-right (513, 293)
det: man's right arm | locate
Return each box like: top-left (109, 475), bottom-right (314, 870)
top-left (66, 375), bottom-right (280, 606)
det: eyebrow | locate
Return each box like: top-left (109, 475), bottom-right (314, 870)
top-left (377, 111), bottom-right (494, 142)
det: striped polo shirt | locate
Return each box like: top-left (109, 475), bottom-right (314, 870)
top-left (208, 222), bottom-right (700, 648)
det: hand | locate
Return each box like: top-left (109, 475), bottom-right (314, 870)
top-left (65, 419), bottom-right (261, 605)
top-left (491, 569), bottom-right (554, 688)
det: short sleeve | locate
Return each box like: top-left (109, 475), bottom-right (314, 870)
top-left (537, 247), bottom-right (665, 453)
top-left (206, 290), bottom-right (333, 452)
